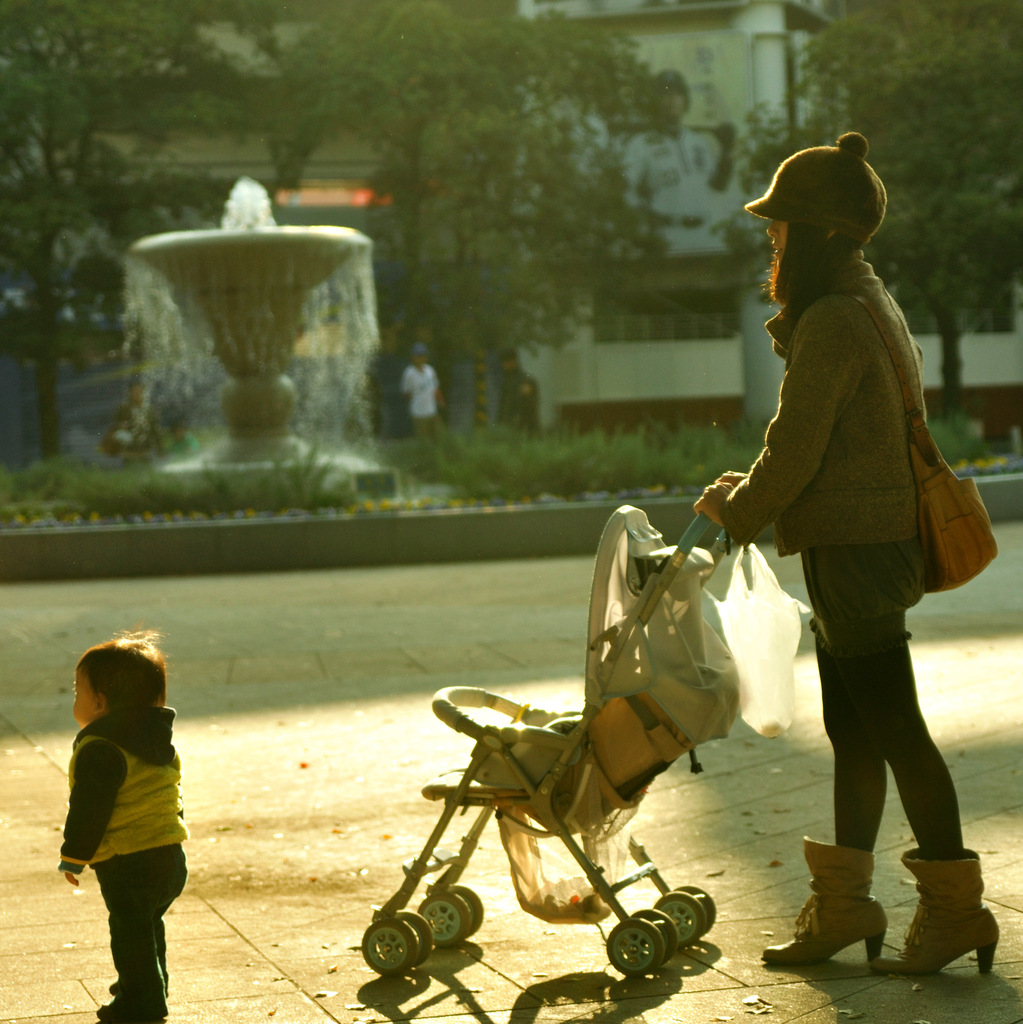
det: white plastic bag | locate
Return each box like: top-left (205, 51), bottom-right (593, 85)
top-left (712, 545), bottom-right (804, 738)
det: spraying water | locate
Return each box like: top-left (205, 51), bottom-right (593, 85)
top-left (125, 178), bottom-right (379, 469)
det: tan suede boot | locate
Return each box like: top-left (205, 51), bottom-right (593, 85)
top-left (762, 838), bottom-right (887, 964)
top-left (870, 849), bottom-right (999, 974)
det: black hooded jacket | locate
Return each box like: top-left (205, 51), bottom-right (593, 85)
top-left (61, 706), bottom-right (181, 864)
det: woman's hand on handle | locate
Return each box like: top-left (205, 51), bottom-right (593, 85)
top-left (693, 471), bottom-right (746, 527)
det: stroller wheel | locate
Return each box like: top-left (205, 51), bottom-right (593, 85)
top-left (675, 885), bottom-right (717, 932)
top-left (396, 911), bottom-right (434, 966)
top-left (607, 917), bottom-right (666, 977)
top-left (653, 890), bottom-right (707, 945)
top-left (418, 891), bottom-right (472, 947)
top-left (361, 917), bottom-right (420, 977)
top-left (632, 908), bottom-right (679, 961)
top-left (448, 885), bottom-right (484, 937)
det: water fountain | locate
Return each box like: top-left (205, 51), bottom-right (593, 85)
top-left (125, 177), bottom-right (378, 466)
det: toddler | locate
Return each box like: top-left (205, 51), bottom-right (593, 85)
top-left (59, 632), bottom-right (189, 1022)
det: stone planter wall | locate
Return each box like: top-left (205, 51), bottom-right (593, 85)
top-left (2, 475), bottom-right (1021, 582)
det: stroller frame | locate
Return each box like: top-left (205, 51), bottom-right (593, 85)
top-left (362, 513), bottom-right (729, 978)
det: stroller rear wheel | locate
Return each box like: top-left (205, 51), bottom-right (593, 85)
top-left (653, 891), bottom-right (707, 945)
top-left (675, 885), bottom-right (717, 932)
top-left (448, 885), bottom-right (484, 937)
top-left (361, 917), bottom-right (420, 977)
top-left (418, 891), bottom-right (473, 947)
top-left (607, 917), bottom-right (666, 977)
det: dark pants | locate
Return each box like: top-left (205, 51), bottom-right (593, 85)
top-left (93, 844), bottom-right (188, 1019)
top-left (818, 644), bottom-right (963, 860)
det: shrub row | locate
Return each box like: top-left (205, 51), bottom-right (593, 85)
top-left (0, 416), bottom-right (997, 523)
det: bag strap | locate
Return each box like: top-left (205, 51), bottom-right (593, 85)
top-left (852, 294), bottom-right (941, 468)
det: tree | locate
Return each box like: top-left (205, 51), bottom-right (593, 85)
top-left (760, 0), bottom-right (1023, 414)
top-left (0, 0), bottom-right (274, 457)
top-left (260, 0), bottom-right (657, 378)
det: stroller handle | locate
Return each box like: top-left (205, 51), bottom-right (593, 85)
top-left (432, 686), bottom-right (580, 748)
top-left (675, 511), bottom-right (715, 555)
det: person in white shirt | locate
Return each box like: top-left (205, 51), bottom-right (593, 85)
top-left (400, 342), bottom-right (445, 439)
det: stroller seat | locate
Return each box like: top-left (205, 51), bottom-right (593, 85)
top-left (421, 769), bottom-right (530, 804)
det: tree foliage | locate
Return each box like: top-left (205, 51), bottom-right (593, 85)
top-left (0, 0), bottom-right (273, 456)
top-left (752, 0), bottom-right (1023, 413)
top-left (261, 0), bottom-right (657, 374)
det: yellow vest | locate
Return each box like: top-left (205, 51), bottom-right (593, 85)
top-left (67, 735), bottom-right (189, 864)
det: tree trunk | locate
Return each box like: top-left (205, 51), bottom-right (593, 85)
top-left (34, 354), bottom-right (62, 459)
top-left (930, 299), bottom-right (963, 416)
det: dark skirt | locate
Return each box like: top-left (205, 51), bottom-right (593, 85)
top-left (800, 536), bottom-right (925, 657)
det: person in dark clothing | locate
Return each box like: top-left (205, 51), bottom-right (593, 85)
top-left (102, 382), bottom-right (163, 464)
top-left (497, 349), bottom-right (539, 433)
top-left (695, 133), bottom-right (997, 976)
top-left (59, 632), bottom-right (189, 1023)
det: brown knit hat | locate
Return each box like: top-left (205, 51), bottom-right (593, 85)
top-left (745, 132), bottom-right (886, 243)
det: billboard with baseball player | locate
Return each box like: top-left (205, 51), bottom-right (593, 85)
top-left (624, 31), bottom-right (751, 256)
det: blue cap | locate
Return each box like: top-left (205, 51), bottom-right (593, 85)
top-left (412, 342), bottom-right (429, 357)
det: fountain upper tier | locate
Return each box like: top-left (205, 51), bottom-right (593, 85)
top-left (129, 227), bottom-right (371, 378)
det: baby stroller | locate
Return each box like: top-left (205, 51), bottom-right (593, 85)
top-left (361, 507), bottom-right (740, 978)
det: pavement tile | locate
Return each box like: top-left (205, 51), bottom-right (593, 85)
top-left (162, 992), bottom-right (331, 1023)
top-left (226, 654), bottom-right (328, 687)
top-left (1, 520), bottom-right (1021, 1024)
top-left (0, 947), bottom-right (114, 986)
top-left (400, 644), bottom-right (522, 675)
top-left (0, 981), bottom-right (99, 1020)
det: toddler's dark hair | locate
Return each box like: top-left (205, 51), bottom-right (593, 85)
top-left (77, 631), bottom-right (167, 710)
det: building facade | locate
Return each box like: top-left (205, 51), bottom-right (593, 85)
top-left (512, 0), bottom-right (1023, 440)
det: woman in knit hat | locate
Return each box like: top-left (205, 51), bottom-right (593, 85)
top-left (695, 133), bottom-right (998, 975)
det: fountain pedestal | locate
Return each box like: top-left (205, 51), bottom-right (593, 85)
top-left (127, 221), bottom-right (376, 466)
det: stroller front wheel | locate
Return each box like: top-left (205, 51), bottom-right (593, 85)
top-left (418, 891), bottom-right (473, 947)
top-left (362, 917), bottom-right (420, 977)
top-left (607, 917), bottom-right (666, 977)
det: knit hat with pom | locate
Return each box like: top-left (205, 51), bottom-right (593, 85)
top-left (745, 132), bottom-right (886, 243)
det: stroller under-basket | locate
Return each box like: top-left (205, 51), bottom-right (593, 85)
top-left (361, 506), bottom-right (740, 977)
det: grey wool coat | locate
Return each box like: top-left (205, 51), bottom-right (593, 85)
top-left (721, 253), bottom-right (922, 556)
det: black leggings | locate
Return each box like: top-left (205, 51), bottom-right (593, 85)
top-left (817, 642), bottom-right (963, 860)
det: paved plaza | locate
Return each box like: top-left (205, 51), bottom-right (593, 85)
top-left (1, 518), bottom-right (1022, 1024)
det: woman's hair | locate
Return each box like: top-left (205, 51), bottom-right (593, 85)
top-left (770, 222), bottom-right (860, 325)
top-left (77, 631), bottom-right (167, 710)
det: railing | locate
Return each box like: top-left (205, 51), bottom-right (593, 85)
top-left (903, 309), bottom-right (1017, 335)
top-left (533, 0), bottom-right (751, 15)
top-left (593, 311), bottom-right (742, 343)
top-left (594, 307), bottom-right (1017, 344)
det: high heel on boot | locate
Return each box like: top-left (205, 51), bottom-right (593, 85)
top-left (870, 849), bottom-right (999, 975)
top-left (762, 838), bottom-right (887, 965)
